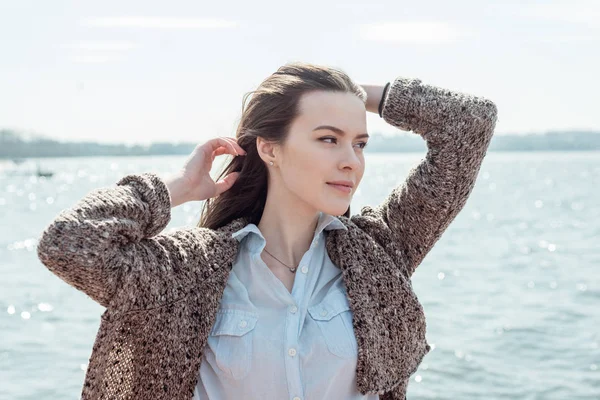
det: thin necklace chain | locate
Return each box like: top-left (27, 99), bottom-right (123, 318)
top-left (262, 247), bottom-right (297, 273)
top-left (260, 219), bottom-right (321, 274)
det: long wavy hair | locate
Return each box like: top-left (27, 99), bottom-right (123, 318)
top-left (197, 61), bottom-right (367, 230)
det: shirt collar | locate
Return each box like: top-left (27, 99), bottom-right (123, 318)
top-left (231, 211), bottom-right (347, 244)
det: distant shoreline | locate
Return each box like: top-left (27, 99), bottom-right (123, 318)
top-left (2, 129), bottom-right (600, 158)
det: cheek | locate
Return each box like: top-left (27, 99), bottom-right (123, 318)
top-left (357, 164), bottom-right (365, 185)
top-left (280, 150), bottom-right (330, 198)
top-left (284, 152), bottom-right (325, 189)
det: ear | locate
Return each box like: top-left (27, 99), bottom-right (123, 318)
top-left (256, 136), bottom-right (278, 165)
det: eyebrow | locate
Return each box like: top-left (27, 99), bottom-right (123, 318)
top-left (312, 125), bottom-right (370, 139)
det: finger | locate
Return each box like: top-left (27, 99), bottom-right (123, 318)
top-left (214, 171), bottom-right (240, 196)
top-left (213, 143), bottom-right (243, 159)
top-left (220, 136), bottom-right (247, 155)
top-left (212, 146), bottom-right (228, 156)
top-left (211, 146), bottom-right (229, 160)
top-left (205, 137), bottom-right (238, 156)
top-left (215, 137), bottom-right (240, 155)
top-left (218, 137), bottom-right (247, 157)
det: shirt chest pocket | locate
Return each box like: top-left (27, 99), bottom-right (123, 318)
top-left (307, 289), bottom-right (358, 358)
top-left (207, 309), bottom-right (258, 380)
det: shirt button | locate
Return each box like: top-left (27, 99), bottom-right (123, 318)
top-left (290, 305), bottom-right (298, 314)
top-left (288, 348), bottom-right (297, 357)
top-left (293, 397), bottom-right (302, 400)
top-left (301, 266), bottom-right (308, 274)
top-left (320, 310), bottom-right (328, 317)
top-left (239, 320), bottom-right (247, 328)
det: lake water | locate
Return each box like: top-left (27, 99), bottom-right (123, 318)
top-left (0, 152), bottom-right (598, 399)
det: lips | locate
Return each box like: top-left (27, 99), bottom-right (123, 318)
top-left (327, 182), bottom-right (353, 193)
top-left (326, 181), bottom-right (354, 188)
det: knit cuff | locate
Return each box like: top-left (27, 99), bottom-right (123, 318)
top-left (380, 76), bottom-right (423, 131)
top-left (116, 172), bottom-right (172, 238)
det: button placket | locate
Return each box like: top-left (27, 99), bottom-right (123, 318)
top-left (282, 232), bottom-right (322, 400)
top-left (284, 263), bottom-right (308, 400)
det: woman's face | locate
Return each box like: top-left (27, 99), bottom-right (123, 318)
top-left (259, 90), bottom-right (369, 217)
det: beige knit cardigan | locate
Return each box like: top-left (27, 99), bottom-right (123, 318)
top-left (37, 76), bottom-right (498, 399)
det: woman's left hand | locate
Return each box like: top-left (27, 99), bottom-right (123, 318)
top-left (358, 83), bottom-right (386, 114)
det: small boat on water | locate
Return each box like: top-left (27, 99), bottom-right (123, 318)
top-left (0, 159), bottom-right (55, 177)
top-left (36, 162), bottom-right (54, 178)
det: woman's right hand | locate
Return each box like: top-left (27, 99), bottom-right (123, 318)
top-left (167, 136), bottom-right (247, 206)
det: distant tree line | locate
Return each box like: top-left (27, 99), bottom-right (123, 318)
top-left (1, 129), bottom-right (599, 159)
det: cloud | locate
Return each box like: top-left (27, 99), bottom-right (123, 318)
top-left (534, 34), bottom-right (599, 43)
top-left (503, 2), bottom-right (600, 43)
top-left (70, 54), bottom-right (115, 64)
top-left (517, 3), bottom-right (600, 24)
top-left (486, 2), bottom-right (600, 44)
top-left (59, 40), bottom-right (136, 51)
top-left (357, 21), bottom-right (467, 44)
top-left (79, 16), bottom-right (238, 30)
top-left (488, 1), bottom-right (600, 25)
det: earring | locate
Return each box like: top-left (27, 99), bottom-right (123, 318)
top-left (269, 161), bottom-right (274, 166)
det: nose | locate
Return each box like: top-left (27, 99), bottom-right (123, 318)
top-left (339, 145), bottom-right (362, 170)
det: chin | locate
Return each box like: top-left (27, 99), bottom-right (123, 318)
top-left (320, 204), bottom-right (350, 217)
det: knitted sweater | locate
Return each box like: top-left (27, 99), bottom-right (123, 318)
top-left (36, 76), bottom-right (498, 399)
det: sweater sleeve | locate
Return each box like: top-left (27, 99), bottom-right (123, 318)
top-left (36, 172), bottom-right (198, 310)
top-left (350, 76), bottom-right (498, 279)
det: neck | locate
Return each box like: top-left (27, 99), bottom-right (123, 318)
top-left (257, 191), bottom-right (320, 267)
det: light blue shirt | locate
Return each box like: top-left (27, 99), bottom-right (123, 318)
top-left (193, 211), bottom-right (380, 400)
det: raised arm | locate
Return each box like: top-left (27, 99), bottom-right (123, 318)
top-left (351, 76), bottom-right (498, 278)
top-left (36, 173), bottom-right (200, 309)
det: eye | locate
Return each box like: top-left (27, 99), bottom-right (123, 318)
top-left (320, 137), bottom-right (337, 144)
top-left (319, 137), bottom-right (369, 149)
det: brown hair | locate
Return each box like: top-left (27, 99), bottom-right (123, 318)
top-left (197, 61), bottom-right (367, 230)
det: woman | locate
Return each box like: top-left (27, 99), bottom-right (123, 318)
top-left (37, 62), bottom-right (498, 400)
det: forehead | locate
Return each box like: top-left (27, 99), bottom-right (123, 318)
top-left (295, 91), bottom-right (366, 131)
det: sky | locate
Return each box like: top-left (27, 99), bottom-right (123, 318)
top-left (1, 0), bottom-right (599, 145)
